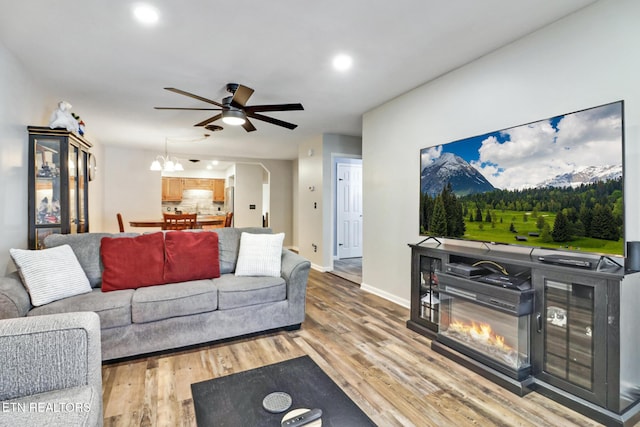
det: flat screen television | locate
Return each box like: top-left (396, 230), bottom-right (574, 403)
top-left (419, 100), bottom-right (624, 256)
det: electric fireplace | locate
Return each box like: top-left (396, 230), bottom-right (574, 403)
top-left (433, 269), bottom-right (534, 385)
top-left (438, 293), bottom-right (530, 379)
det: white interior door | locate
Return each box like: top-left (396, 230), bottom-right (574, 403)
top-left (337, 162), bottom-right (363, 258)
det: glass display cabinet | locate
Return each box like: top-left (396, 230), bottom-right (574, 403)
top-left (28, 126), bottom-right (92, 249)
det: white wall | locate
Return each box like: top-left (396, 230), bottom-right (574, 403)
top-left (362, 0), bottom-right (640, 307)
top-left (0, 42), bottom-right (106, 273)
top-left (260, 159), bottom-right (294, 246)
top-left (0, 43), bottom-right (48, 273)
top-left (234, 163), bottom-right (265, 228)
top-left (298, 135), bottom-right (324, 268)
top-left (297, 133), bottom-right (361, 270)
top-left (101, 145), bottom-right (163, 233)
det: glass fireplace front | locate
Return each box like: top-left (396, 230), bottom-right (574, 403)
top-left (439, 295), bottom-right (530, 376)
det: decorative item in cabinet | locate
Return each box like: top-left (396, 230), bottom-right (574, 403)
top-left (162, 177), bottom-right (183, 201)
top-left (28, 126), bottom-right (92, 249)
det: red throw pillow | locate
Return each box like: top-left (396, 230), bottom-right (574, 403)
top-left (101, 233), bottom-right (166, 292)
top-left (164, 231), bottom-right (220, 283)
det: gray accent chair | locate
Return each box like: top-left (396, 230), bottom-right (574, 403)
top-left (0, 312), bottom-right (103, 427)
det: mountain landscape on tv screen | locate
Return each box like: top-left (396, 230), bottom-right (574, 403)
top-left (419, 101), bottom-right (624, 256)
top-left (420, 154), bottom-right (622, 196)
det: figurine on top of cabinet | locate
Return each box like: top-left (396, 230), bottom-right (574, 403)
top-left (49, 101), bottom-right (79, 132)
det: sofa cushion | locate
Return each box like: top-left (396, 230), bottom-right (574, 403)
top-left (28, 288), bottom-right (134, 329)
top-left (215, 274), bottom-right (286, 310)
top-left (235, 232), bottom-right (284, 277)
top-left (164, 231), bottom-right (220, 284)
top-left (44, 232), bottom-right (139, 288)
top-left (9, 245), bottom-right (92, 306)
top-left (131, 279), bottom-right (218, 323)
top-left (217, 227), bottom-right (273, 274)
top-left (101, 232), bottom-right (166, 292)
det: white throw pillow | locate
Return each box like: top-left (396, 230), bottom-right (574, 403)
top-left (235, 232), bottom-right (285, 277)
top-left (10, 244), bottom-right (92, 306)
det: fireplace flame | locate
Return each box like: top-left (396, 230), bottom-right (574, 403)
top-left (450, 320), bottom-right (513, 352)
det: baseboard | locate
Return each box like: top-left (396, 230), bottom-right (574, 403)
top-left (360, 282), bottom-right (410, 309)
top-left (311, 263), bottom-right (332, 272)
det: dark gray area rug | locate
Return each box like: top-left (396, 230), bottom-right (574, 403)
top-left (191, 355), bottom-right (376, 426)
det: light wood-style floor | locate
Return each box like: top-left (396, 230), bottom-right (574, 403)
top-left (331, 257), bottom-right (362, 283)
top-left (102, 270), bottom-right (606, 427)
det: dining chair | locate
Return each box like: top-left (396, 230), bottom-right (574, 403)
top-left (116, 213), bottom-right (125, 232)
top-left (224, 212), bottom-right (233, 227)
top-left (162, 213), bottom-right (197, 230)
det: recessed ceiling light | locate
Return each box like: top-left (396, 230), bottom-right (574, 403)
top-left (211, 160), bottom-right (219, 166)
top-left (332, 54), bottom-right (353, 72)
top-left (132, 3), bottom-right (159, 25)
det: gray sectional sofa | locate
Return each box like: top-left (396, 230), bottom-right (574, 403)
top-left (0, 227), bottom-right (311, 361)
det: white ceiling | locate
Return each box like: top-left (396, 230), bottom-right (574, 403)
top-left (0, 0), bottom-right (597, 161)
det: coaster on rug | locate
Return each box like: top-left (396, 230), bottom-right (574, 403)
top-left (263, 391), bottom-right (292, 413)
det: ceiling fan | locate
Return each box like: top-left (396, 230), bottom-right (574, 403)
top-left (155, 83), bottom-right (304, 132)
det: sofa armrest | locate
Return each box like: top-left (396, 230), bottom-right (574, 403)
top-left (281, 249), bottom-right (311, 323)
top-left (0, 272), bottom-right (31, 319)
top-left (0, 312), bottom-right (102, 403)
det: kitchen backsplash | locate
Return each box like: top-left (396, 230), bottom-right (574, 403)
top-left (162, 189), bottom-right (225, 215)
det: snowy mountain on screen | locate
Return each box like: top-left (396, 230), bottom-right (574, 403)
top-left (421, 152), bottom-right (495, 197)
top-left (536, 164), bottom-right (622, 188)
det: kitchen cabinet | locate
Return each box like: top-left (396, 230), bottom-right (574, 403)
top-left (182, 178), bottom-right (212, 190)
top-left (213, 179), bottom-right (225, 202)
top-left (162, 177), bottom-right (183, 201)
top-left (162, 178), bottom-right (226, 202)
top-left (28, 126), bottom-right (92, 249)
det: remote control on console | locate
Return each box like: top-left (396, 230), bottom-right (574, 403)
top-left (281, 408), bottom-right (323, 427)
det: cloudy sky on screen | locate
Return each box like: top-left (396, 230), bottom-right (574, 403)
top-left (421, 101), bottom-right (623, 190)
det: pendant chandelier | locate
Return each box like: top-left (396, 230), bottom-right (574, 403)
top-left (149, 138), bottom-right (184, 172)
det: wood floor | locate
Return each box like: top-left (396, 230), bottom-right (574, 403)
top-left (331, 257), bottom-right (362, 284)
top-left (102, 269), bottom-right (606, 427)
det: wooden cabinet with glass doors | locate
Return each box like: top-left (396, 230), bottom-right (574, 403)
top-left (28, 126), bottom-right (92, 249)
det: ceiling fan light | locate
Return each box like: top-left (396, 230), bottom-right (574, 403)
top-left (222, 109), bottom-right (246, 126)
top-left (174, 160), bottom-right (184, 171)
top-left (150, 159), bottom-right (162, 171)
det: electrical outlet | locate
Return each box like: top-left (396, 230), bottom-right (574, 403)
top-left (312, 243), bottom-right (317, 252)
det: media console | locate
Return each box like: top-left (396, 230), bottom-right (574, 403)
top-left (407, 240), bottom-right (640, 427)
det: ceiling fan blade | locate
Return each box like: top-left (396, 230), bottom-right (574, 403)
top-left (244, 103), bottom-right (304, 113)
top-left (194, 113), bottom-right (223, 127)
top-left (230, 84), bottom-right (255, 108)
top-left (246, 112), bottom-right (298, 130)
top-left (164, 87), bottom-right (224, 108)
top-left (154, 107), bottom-right (223, 111)
top-left (242, 118), bottom-right (257, 132)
